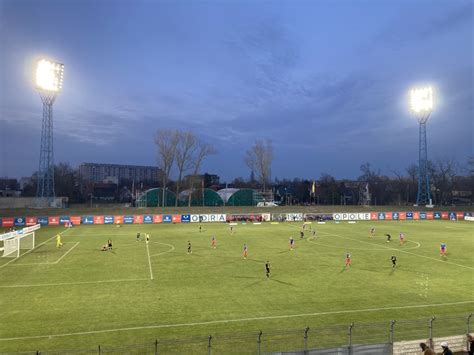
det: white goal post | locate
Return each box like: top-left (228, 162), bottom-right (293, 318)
top-left (2, 231), bottom-right (36, 258)
top-left (0, 224), bottom-right (40, 258)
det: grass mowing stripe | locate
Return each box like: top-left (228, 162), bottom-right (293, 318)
top-left (1, 300), bottom-right (472, 341)
top-left (318, 230), bottom-right (474, 270)
top-left (145, 241), bottom-right (154, 280)
top-left (0, 278), bottom-right (149, 288)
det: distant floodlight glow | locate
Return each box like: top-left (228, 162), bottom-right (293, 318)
top-left (410, 86), bottom-right (433, 114)
top-left (35, 59), bottom-right (65, 92)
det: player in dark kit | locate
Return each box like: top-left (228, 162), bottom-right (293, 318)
top-left (199, 224), bottom-right (202, 233)
top-left (391, 255), bottom-right (397, 269)
top-left (107, 239), bottom-right (113, 250)
top-left (385, 233), bottom-right (392, 243)
top-left (265, 261), bottom-right (271, 279)
top-left (136, 232), bottom-right (140, 242)
top-left (300, 231), bottom-right (304, 239)
top-left (187, 241), bottom-right (192, 254)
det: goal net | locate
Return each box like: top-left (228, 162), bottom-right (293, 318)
top-left (2, 231), bottom-right (36, 258)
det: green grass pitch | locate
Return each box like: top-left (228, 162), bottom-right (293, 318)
top-left (0, 220), bottom-right (472, 353)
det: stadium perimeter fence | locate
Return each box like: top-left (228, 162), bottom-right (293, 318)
top-left (6, 313), bottom-right (472, 355)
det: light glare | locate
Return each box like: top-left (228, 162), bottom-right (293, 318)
top-left (36, 59), bottom-right (65, 92)
top-left (410, 86), bottom-right (433, 113)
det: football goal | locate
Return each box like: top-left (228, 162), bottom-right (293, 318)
top-left (1, 231), bottom-right (36, 258)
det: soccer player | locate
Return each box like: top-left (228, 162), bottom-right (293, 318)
top-left (289, 237), bottom-right (295, 250)
top-left (440, 242), bottom-right (447, 256)
top-left (107, 239), bottom-right (113, 251)
top-left (211, 236), bottom-right (217, 249)
top-left (136, 232), bottom-right (141, 242)
top-left (199, 224), bottom-right (202, 233)
top-left (391, 255), bottom-right (397, 269)
top-left (369, 227), bottom-right (375, 238)
top-left (300, 231), bottom-right (304, 239)
top-left (312, 229), bottom-right (316, 238)
top-left (230, 225), bottom-right (234, 235)
top-left (243, 244), bottom-right (248, 259)
top-left (146, 234), bottom-right (150, 244)
top-left (345, 252), bottom-right (352, 269)
top-left (265, 261), bottom-right (271, 279)
top-left (385, 233), bottom-right (392, 243)
top-left (56, 234), bottom-right (63, 248)
top-left (187, 241), bottom-right (192, 254)
top-left (399, 232), bottom-right (405, 245)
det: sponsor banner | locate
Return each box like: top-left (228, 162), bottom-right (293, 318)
top-left (464, 212), bottom-right (472, 217)
top-left (406, 212), bottom-right (413, 220)
top-left (426, 212), bottom-right (434, 220)
top-left (419, 212), bottom-right (427, 220)
top-left (70, 216), bottom-right (81, 225)
top-left (377, 212), bottom-right (385, 220)
top-left (82, 216), bottom-right (94, 224)
top-left (261, 213), bottom-right (271, 222)
top-left (26, 216), bottom-right (37, 226)
top-left (48, 216), bottom-right (60, 225)
top-left (370, 212), bottom-right (378, 220)
top-left (392, 212), bottom-right (399, 221)
top-left (104, 216), bottom-right (114, 224)
top-left (449, 212), bottom-right (458, 220)
top-left (456, 212), bottom-right (464, 220)
top-left (14, 217), bottom-right (26, 227)
top-left (190, 214), bottom-right (201, 223)
top-left (172, 215), bottom-right (181, 223)
top-left (208, 214), bottom-right (226, 222)
top-left (134, 215), bottom-right (143, 224)
top-left (59, 216), bottom-right (71, 224)
top-left (153, 215), bottom-right (163, 223)
top-left (333, 213), bottom-right (371, 221)
top-left (114, 216), bottom-right (123, 224)
top-left (36, 216), bottom-right (48, 225)
top-left (2, 217), bottom-right (14, 227)
top-left (123, 215), bottom-right (134, 224)
top-left (286, 213), bottom-right (303, 222)
top-left (181, 214), bottom-right (190, 223)
top-left (163, 215), bottom-right (172, 223)
top-left (94, 216), bottom-right (104, 224)
top-left (441, 212), bottom-right (449, 220)
top-left (399, 212), bottom-right (406, 220)
top-left (433, 212), bottom-right (442, 220)
top-left (384, 213), bottom-right (393, 221)
top-left (413, 212), bottom-right (420, 220)
top-left (465, 216), bottom-right (474, 221)
top-left (143, 215), bottom-right (153, 224)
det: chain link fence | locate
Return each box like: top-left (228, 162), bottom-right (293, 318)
top-left (6, 313), bottom-right (472, 355)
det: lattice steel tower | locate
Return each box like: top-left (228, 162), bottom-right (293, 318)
top-left (35, 59), bottom-right (64, 207)
top-left (409, 87), bottom-right (433, 206)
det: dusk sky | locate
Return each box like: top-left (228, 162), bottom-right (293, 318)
top-left (0, 0), bottom-right (472, 182)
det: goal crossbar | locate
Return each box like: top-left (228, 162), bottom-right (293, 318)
top-left (2, 231), bottom-right (36, 258)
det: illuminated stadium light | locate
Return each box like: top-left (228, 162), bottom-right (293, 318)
top-left (34, 57), bottom-right (65, 207)
top-left (35, 59), bottom-right (65, 92)
top-left (409, 86), bottom-right (433, 114)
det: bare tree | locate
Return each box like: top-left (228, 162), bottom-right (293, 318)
top-left (245, 139), bottom-right (273, 192)
top-left (175, 131), bottom-right (198, 206)
top-left (155, 129), bottom-right (179, 207)
top-left (188, 141), bottom-right (216, 207)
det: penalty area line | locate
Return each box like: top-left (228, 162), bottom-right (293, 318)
top-left (0, 300), bottom-right (472, 341)
top-left (0, 278), bottom-right (149, 288)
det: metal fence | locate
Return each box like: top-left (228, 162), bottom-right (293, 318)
top-left (7, 313), bottom-right (472, 355)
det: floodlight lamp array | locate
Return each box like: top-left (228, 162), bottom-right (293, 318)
top-left (409, 86), bottom-right (433, 114)
top-left (36, 59), bottom-right (64, 93)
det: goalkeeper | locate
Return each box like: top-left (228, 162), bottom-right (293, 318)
top-left (56, 234), bottom-right (63, 248)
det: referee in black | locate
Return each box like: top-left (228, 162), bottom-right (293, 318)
top-left (391, 255), bottom-right (397, 269)
top-left (265, 261), bottom-right (271, 279)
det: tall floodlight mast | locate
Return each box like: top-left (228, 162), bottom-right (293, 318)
top-left (409, 86), bottom-right (433, 206)
top-left (35, 59), bottom-right (65, 207)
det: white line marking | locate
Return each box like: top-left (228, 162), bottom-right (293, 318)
top-left (0, 300), bottom-right (472, 341)
top-left (0, 278), bottom-right (149, 288)
top-left (149, 242), bottom-right (175, 257)
top-left (319, 230), bottom-right (474, 270)
top-left (0, 228), bottom-right (70, 270)
top-left (52, 242), bottom-right (79, 264)
top-left (145, 241), bottom-right (154, 280)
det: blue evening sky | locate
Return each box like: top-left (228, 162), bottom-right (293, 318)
top-left (0, 0), bottom-right (472, 182)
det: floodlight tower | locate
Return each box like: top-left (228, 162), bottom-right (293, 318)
top-left (409, 86), bottom-right (433, 206)
top-left (35, 59), bottom-right (65, 207)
